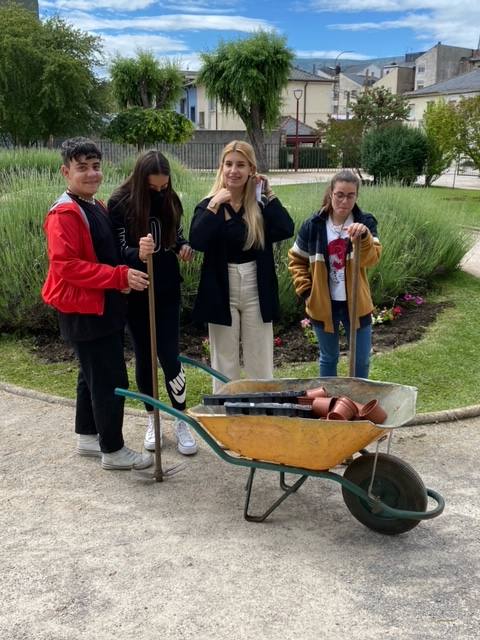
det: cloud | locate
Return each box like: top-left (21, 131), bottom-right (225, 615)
top-left (304, 1), bottom-right (480, 49)
top-left (101, 34), bottom-right (189, 59)
top-left (40, 0), bottom-right (238, 11)
top-left (295, 50), bottom-right (372, 59)
top-left (57, 11), bottom-right (273, 33)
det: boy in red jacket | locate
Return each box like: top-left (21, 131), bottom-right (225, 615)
top-left (42, 137), bottom-right (153, 470)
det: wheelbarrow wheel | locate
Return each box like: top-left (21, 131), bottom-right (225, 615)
top-left (342, 453), bottom-right (428, 535)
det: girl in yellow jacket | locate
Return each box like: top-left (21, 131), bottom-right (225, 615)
top-left (288, 170), bottom-right (382, 378)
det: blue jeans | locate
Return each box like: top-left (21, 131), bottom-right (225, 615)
top-left (312, 302), bottom-right (372, 378)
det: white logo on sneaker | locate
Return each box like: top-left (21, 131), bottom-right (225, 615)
top-left (168, 366), bottom-right (186, 404)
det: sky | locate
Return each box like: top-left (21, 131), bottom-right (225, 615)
top-left (38, 0), bottom-right (479, 70)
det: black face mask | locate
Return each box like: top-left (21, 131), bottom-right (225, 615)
top-left (149, 189), bottom-right (166, 208)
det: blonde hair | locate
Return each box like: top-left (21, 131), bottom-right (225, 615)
top-left (208, 140), bottom-right (265, 250)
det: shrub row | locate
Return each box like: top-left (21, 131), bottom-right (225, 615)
top-left (0, 150), bottom-right (471, 334)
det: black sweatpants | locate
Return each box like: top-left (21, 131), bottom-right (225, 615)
top-left (127, 295), bottom-right (186, 412)
top-left (73, 330), bottom-right (129, 453)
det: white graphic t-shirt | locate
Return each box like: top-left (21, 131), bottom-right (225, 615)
top-left (326, 214), bottom-right (353, 301)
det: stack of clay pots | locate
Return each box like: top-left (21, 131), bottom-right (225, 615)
top-left (296, 386), bottom-right (387, 424)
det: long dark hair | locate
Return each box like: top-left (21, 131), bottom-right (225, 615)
top-left (111, 150), bottom-right (182, 247)
top-left (321, 169), bottom-right (360, 216)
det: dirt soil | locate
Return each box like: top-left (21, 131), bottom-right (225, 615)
top-left (32, 300), bottom-right (452, 367)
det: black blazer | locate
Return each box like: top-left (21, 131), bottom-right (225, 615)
top-left (189, 197), bottom-right (294, 326)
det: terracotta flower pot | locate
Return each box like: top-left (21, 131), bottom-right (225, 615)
top-left (359, 399), bottom-right (387, 424)
top-left (311, 396), bottom-right (336, 418)
top-left (353, 401), bottom-right (365, 415)
top-left (296, 395), bottom-right (314, 406)
top-left (305, 386), bottom-right (328, 399)
top-left (327, 411), bottom-right (346, 421)
top-left (331, 396), bottom-right (358, 421)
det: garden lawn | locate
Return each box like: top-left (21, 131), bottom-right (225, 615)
top-left (1, 270), bottom-right (479, 415)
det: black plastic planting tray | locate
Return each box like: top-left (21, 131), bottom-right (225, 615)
top-left (203, 390), bottom-right (306, 406)
top-left (224, 402), bottom-right (314, 418)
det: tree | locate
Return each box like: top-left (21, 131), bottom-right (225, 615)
top-left (198, 31), bottom-right (294, 172)
top-left (108, 52), bottom-right (192, 148)
top-left (316, 117), bottom-right (363, 168)
top-left (422, 100), bottom-right (459, 186)
top-left (106, 108), bottom-right (194, 150)
top-left (361, 124), bottom-right (428, 185)
top-left (352, 87), bottom-right (410, 130)
top-left (0, 5), bottom-right (107, 145)
top-left (456, 96), bottom-right (480, 172)
top-left (110, 52), bottom-right (184, 111)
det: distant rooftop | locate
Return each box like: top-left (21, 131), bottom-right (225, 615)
top-left (405, 68), bottom-right (480, 96)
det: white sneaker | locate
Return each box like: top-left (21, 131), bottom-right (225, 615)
top-left (77, 434), bottom-right (101, 458)
top-left (102, 446), bottom-right (153, 470)
top-left (144, 413), bottom-right (163, 451)
top-left (175, 419), bottom-right (197, 456)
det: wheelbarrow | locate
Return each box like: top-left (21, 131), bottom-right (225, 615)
top-left (116, 355), bottom-right (445, 536)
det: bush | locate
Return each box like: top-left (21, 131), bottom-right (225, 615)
top-left (361, 124), bottom-right (428, 185)
top-left (0, 149), bottom-right (471, 333)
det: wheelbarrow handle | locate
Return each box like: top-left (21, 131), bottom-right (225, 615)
top-left (115, 387), bottom-right (201, 431)
top-left (179, 355), bottom-right (230, 383)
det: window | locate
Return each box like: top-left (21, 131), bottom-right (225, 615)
top-left (208, 97), bottom-right (216, 111)
top-left (416, 83), bottom-right (424, 90)
top-left (179, 98), bottom-right (186, 115)
top-left (351, 90), bottom-right (357, 98)
top-left (190, 106), bottom-right (196, 122)
top-left (198, 111), bottom-right (205, 128)
top-left (408, 104), bottom-right (416, 120)
top-left (417, 65), bottom-right (425, 73)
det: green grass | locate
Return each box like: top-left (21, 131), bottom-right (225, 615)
top-left (1, 270), bottom-right (480, 414)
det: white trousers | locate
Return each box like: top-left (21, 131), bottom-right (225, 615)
top-left (208, 261), bottom-right (274, 392)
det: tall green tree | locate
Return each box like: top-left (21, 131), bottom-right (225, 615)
top-left (422, 100), bottom-right (459, 186)
top-left (0, 5), bottom-right (106, 145)
top-left (198, 31), bottom-right (294, 172)
top-left (316, 117), bottom-right (363, 168)
top-left (110, 52), bottom-right (184, 110)
top-left (456, 96), bottom-right (480, 172)
top-left (107, 52), bottom-right (192, 148)
top-left (352, 87), bottom-right (410, 130)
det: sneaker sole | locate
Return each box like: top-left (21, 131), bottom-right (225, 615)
top-left (144, 441), bottom-right (163, 451)
top-left (177, 444), bottom-right (198, 456)
top-left (77, 448), bottom-right (102, 458)
top-left (101, 460), bottom-right (153, 470)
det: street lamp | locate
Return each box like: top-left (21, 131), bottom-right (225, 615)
top-left (333, 50), bottom-right (353, 117)
top-left (293, 88), bottom-right (303, 172)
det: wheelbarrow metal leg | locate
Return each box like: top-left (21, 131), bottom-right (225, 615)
top-left (279, 471), bottom-right (307, 492)
top-left (244, 468), bottom-right (308, 522)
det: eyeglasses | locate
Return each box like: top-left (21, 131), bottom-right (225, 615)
top-left (332, 192), bottom-right (357, 202)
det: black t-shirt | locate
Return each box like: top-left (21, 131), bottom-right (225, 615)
top-left (58, 195), bottom-right (127, 343)
top-left (223, 205), bottom-right (257, 264)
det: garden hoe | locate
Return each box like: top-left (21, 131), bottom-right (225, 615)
top-left (134, 253), bottom-right (186, 481)
top-left (348, 236), bottom-right (361, 377)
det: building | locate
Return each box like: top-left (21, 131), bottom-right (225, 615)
top-left (177, 66), bottom-right (334, 131)
top-left (413, 43), bottom-right (475, 90)
top-left (405, 68), bottom-right (480, 125)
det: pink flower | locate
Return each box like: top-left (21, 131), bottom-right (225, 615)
top-left (415, 296), bottom-right (424, 305)
top-left (300, 318), bottom-right (311, 329)
top-left (403, 293), bottom-right (415, 302)
top-left (274, 336), bottom-right (283, 347)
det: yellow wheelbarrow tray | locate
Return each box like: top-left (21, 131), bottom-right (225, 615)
top-left (116, 356), bottom-right (445, 535)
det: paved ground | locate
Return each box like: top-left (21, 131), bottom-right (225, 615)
top-left (1, 388), bottom-right (479, 640)
top-left (1, 171), bottom-right (479, 639)
top-left (269, 170), bottom-right (480, 190)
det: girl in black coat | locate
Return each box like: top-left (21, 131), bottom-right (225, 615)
top-left (189, 140), bottom-right (294, 390)
top-left (108, 150), bottom-right (197, 455)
